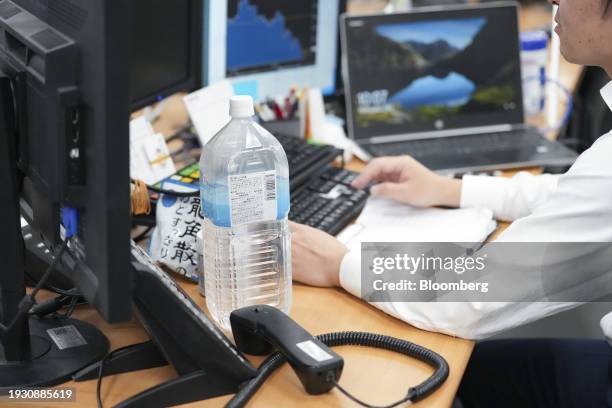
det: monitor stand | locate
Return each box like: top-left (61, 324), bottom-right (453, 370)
top-left (72, 244), bottom-right (259, 407)
top-left (0, 71), bottom-right (109, 389)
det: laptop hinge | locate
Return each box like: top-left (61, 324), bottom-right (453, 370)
top-left (363, 123), bottom-right (531, 145)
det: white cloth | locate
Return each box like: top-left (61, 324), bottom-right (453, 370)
top-left (338, 81), bottom-right (612, 340)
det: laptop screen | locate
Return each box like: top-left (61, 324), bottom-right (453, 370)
top-left (342, 3), bottom-right (524, 141)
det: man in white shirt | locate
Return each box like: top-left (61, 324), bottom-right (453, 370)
top-left (290, 0), bottom-right (612, 406)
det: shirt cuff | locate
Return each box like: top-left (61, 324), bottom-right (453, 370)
top-left (338, 249), bottom-right (361, 298)
top-left (460, 175), bottom-right (512, 217)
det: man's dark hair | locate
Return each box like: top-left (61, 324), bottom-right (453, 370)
top-left (605, 0), bottom-right (612, 15)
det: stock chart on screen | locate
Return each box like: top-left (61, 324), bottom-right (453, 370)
top-left (226, 0), bottom-right (318, 76)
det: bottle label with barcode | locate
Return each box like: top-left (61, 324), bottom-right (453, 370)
top-left (228, 170), bottom-right (277, 226)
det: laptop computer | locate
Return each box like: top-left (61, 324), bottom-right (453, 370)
top-left (340, 2), bottom-right (578, 173)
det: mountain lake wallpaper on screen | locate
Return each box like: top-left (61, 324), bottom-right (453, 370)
top-left (351, 17), bottom-right (517, 128)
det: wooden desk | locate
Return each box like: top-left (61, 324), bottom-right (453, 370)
top-left (28, 278), bottom-right (473, 408)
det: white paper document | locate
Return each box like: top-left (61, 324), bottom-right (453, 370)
top-left (337, 196), bottom-right (497, 249)
top-left (183, 80), bottom-right (233, 146)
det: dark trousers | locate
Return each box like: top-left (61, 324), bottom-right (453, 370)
top-left (457, 339), bottom-right (612, 408)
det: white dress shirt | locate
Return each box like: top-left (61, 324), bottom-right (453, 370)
top-left (338, 81), bottom-right (612, 340)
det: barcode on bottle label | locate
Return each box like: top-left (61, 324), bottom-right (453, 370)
top-left (46, 326), bottom-right (87, 350)
top-left (229, 170), bottom-right (277, 226)
top-left (264, 173), bottom-right (276, 201)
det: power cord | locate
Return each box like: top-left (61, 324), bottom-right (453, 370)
top-left (29, 292), bottom-right (83, 318)
top-left (97, 351), bottom-right (113, 408)
top-left (60, 295), bottom-right (80, 318)
top-left (133, 226), bottom-right (154, 243)
top-left (96, 343), bottom-right (147, 408)
top-left (332, 380), bottom-right (412, 408)
top-left (226, 331), bottom-right (449, 408)
top-left (0, 239), bottom-right (69, 332)
top-left (131, 178), bottom-right (199, 198)
top-left (24, 270), bottom-right (81, 297)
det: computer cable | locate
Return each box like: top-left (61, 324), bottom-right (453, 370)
top-left (97, 350), bottom-right (113, 408)
top-left (131, 178), bottom-right (199, 198)
top-left (29, 292), bottom-right (83, 318)
top-left (63, 296), bottom-right (79, 317)
top-left (96, 343), bottom-right (147, 408)
top-left (132, 226), bottom-right (154, 243)
top-left (0, 239), bottom-right (69, 332)
top-left (24, 269), bottom-right (81, 297)
top-left (225, 331), bottom-right (449, 408)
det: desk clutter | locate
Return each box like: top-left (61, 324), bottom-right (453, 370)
top-left (123, 4), bottom-right (577, 406)
top-left (2, 0), bottom-right (584, 406)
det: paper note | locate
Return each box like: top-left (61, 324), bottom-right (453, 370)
top-left (337, 196), bottom-right (496, 249)
top-left (142, 133), bottom-right (176, 183)
top-left (183, 81), bottom-right (234, 145)
top-left (129, 117), bottom-right (175, 184)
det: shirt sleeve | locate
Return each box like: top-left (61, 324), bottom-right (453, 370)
top-left (339, 134), bottom-right (612, 339)
top-left (460, 172), bottom-right (560, 222)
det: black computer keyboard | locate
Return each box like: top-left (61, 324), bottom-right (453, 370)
top-left (368, 130), bottom-right (544, 158)
top-left (146, 133), bottom-right (361, 235)
top-left (274, 133), bottom-right (342, 189)
top-left (289, 167), bottom-right (368, 235)
top-left (159, 133), bottom-right (341, 193)
top-left (146, 165), bottom-right (368, 236)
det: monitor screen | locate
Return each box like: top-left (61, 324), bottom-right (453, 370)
top-left (342, 4), bottom-right (524, 140)
top-left (130, 0), bottom-right (202, 109)
top-left (205, 0), bottom-right (341, 100)
top-left (226, 0), bottom-right (317, 76)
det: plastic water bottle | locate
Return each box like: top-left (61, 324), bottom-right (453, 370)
top-left (520, 31), bottom-right (549, 116)
top-left (200, 95), bottom-right (292, 331)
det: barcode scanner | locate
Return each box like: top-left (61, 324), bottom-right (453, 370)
top-left (230, 305), bottom-right (344, 395)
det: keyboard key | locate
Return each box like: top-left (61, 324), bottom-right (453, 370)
top-left (288, 167), bottom-right (369, 234)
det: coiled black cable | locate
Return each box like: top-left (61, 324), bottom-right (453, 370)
top-left (226, 331), bottom-right (449, 408)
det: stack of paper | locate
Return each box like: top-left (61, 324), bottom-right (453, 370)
top-left (337, 196), bottom-right (497, 249)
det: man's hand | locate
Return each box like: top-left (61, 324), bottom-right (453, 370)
top-left (351, 155), bottom-right (462, 208)
top-left (290, 221), bottom-right (348, 288)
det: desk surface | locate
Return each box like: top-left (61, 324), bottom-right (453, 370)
top-left (48, 285), bottom-right (473, 408)
top-left (32, 5), bottom-right (583, 408)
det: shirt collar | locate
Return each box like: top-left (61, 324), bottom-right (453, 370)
top-left (601, 81), bottom-right (612, 112)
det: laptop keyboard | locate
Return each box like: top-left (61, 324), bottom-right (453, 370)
top-left (368, 130), bottom-right (544, 158)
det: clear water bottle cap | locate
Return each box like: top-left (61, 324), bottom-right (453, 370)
top-left (229, 95), bottom-right (255, 118)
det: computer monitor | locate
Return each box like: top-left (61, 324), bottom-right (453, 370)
top-left (341, 3), bottom-right (524, 140)
top-left (1, 0), bottom-right (133, 323)
top-left (204, 0), bottom-right (345, 100)
top-left (0, 0), bottom-right (201, 388)
top-left (130, 0), bottom-right (202, 109)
